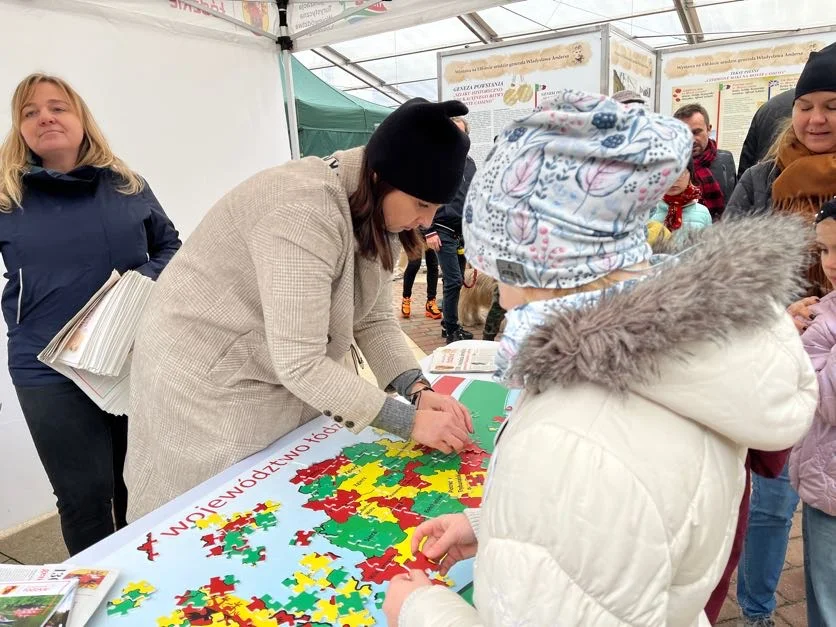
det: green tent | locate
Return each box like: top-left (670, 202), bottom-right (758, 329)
top-left (283, 55), bottom-right (393, 158)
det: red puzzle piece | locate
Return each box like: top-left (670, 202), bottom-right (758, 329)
top-left (303, 490), bottom-right (359, 524)
top-left (356, 547), bottom-right (408, 584)
top-left (206, 576), bottom-right (236, 597)
top-left (136, 532), bottom-right (159, 561)
top-left (293, 530), bottom-right (314, 546)
top-left (290, 454), bottom-right (350, 485)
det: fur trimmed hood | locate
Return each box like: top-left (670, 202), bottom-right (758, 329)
top-left (511, 215), bottom-right (818, 449)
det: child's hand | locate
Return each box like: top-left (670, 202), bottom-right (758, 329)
top-left (425, 233), bottom-right (441, 251)
top-left (788, 296), bottom-right (820, 333)
top-left (383, 570), bottom-right (433, 626)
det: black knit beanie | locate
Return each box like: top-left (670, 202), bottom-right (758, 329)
top-left (816, 197), bottom-right (836, 224)
top-left (365, 98), bottom-right (470, 205)
top-left (795, 42), bottom-right (836, 101)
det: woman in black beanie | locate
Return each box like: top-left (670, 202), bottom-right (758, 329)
top-left (124, 98), bottom-right (477, 519)
top-left (723, 41), bottom-right (836, 627)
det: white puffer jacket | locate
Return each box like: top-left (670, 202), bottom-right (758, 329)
top-left (398, 216), bottom-right (817, 627)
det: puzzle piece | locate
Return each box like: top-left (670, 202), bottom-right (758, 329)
top-left (252, 500), bottom-right (281, 514)
top-left (356, 547), bottom-right (408, 584)
top-left (258, 594), bottom-right (283, 612)
top-left (311, 598), bottom-right (339, 624)
top-left (288, 570), bottom-right (317, 594)
top-left (300, 551), bottom-right (336, 574)
top-left (334, 591), bottom-right (364, 614)
top-left (374, 591), bottom-right (385, 610)
top-left (124, 580), bottom-right (157, 595)
top-left (340, 610), bottom-right (376, 627)
top-left (223, 531), bottom-right (248, 553)
top-left (290, 530), bottom-right (314, 546)
top-left (194, 512), bottom-right (227, 530)
top-left (252, 511), bottom-right (277, 529)
top-left (207, 575), bottom-right (237, 596)
top-left (241, 546), bottom-right (266, 566)
top-left (157, 609), bottom-right (188, 627)
top-left (107, 598), bottom-right (137, 616)
top-left (284, 591), bottom-right (319, 614)
top-left (137, 532), bottom-right (159, 561)
top-left (175, 589), bottom-right (209, 608)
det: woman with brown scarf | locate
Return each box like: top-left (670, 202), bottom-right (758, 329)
top-left (719, 42), bottom-right (836, 627)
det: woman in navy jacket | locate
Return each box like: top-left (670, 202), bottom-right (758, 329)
top-left (0, 73), bottom-right (181, 554)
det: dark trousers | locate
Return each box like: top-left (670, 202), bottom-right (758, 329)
top-left (16, 381), bottom-right (128, 555)
top-left (402, 249), bottom-right (439, 301)
top-left (437, 229), bottom-right (463, 331)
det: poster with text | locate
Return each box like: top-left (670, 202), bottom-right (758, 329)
top-left (439, 31), bottom-right (603, 165)
top-left (609, 32), bottom-right (656, 108)
top-left (659, 33), bottom-right (834, 165)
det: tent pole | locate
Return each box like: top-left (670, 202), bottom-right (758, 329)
top-left (277, 0), bottom-right (301, 160)
top-left (281, 49), bottom-right (301, 160)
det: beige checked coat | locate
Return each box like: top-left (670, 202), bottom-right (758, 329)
top-left (124, 147), bottom-right (420, 519)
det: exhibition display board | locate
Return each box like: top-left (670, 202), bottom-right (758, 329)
top-left (438, 25), bottom-right (656, 164)
top-left (658, 28), bottom-right (836, 164)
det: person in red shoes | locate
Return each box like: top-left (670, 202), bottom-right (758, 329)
top-left (401, 230), bottom-right (441, 320)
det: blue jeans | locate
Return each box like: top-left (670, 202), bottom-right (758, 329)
top-left (737, 464), bottom-right (799, 619)
top-left (803, 503), bottom-right (836, 627)
top-left (437, 229), bottom-right (463, 332)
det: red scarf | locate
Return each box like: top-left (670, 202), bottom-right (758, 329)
top-left (662, 184), bottom-right (702, 231)
top-left (693, 139), bottom-right (724, 219)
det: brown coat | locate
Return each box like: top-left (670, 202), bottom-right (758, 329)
top-left (124, 148), bottom-right (419, 518)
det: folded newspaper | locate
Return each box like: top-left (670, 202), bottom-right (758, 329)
top-left (38, 270), bottom-right (154, 416)
top-left (428, 343), bottom-right (498, 374)
top-left (0, 564), bottom-right (118, 627)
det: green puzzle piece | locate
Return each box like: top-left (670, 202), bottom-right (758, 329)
top-left (316, 516), bottom-right (406, 558)
top-left (106, 599), bottom-right (136, 616)
top-left (284, 591), bottom-right (319, 613)
top-left (335, 591), bottom-right (364, 614)
top-left (325, 568), bottom-right (350, 588)
top-left (299, 474), bottom-right (339, 500)
top-left (223, 531), bottom-right (247, 553)
top-left (341, 442), bottom-right (387, 466)
top-left (412, 490), bottom-right (467, 518)
top-left (253, 512), bottom-right (278, 529)
top-left (374, 471), bottom-right (404, 488)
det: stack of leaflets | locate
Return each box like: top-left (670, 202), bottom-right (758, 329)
top-left (428, 342), bottom-right (498, 374)
top-left (0, 579), bottom-right (77, 627)
top-left (0, 565), bottom-right (118, 627)
top-left (37, 270), bottom-right (154, 415)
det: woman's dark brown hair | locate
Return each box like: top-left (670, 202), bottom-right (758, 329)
top-left (349, 154), bottom-right (424, 272)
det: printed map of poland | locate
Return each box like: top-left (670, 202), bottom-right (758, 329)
top-left (89, 376), bottom-right (518, 627)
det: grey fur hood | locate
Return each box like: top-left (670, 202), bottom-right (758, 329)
top-left (512, 215), bottom-right (811, 395)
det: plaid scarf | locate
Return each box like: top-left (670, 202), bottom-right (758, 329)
top-left (693, 139), bottom-right (725, 220)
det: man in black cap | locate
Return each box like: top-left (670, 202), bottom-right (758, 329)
top-left (424, 118), bottom-right (478, 344)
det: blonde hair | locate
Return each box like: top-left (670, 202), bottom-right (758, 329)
top-left (452, 116), bottom-right (470, 135)
top-left (0, 73), bottom-right (143, 212)
top-left (763, 118), bottom-right (795, 163)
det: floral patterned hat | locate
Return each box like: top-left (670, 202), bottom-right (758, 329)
top-left (463, 89), bottom-right (692, 289)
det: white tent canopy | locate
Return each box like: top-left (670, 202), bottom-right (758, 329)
top-left (295, 0), bottom-right (836, 107)
top-left (173, 0), bottom-right (516, 157)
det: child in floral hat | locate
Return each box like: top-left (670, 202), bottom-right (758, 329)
top-left (384, 90), bottom-right (816, 626)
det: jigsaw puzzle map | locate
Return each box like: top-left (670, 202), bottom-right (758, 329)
top-left (88, 375), bottom-right (519, 626)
